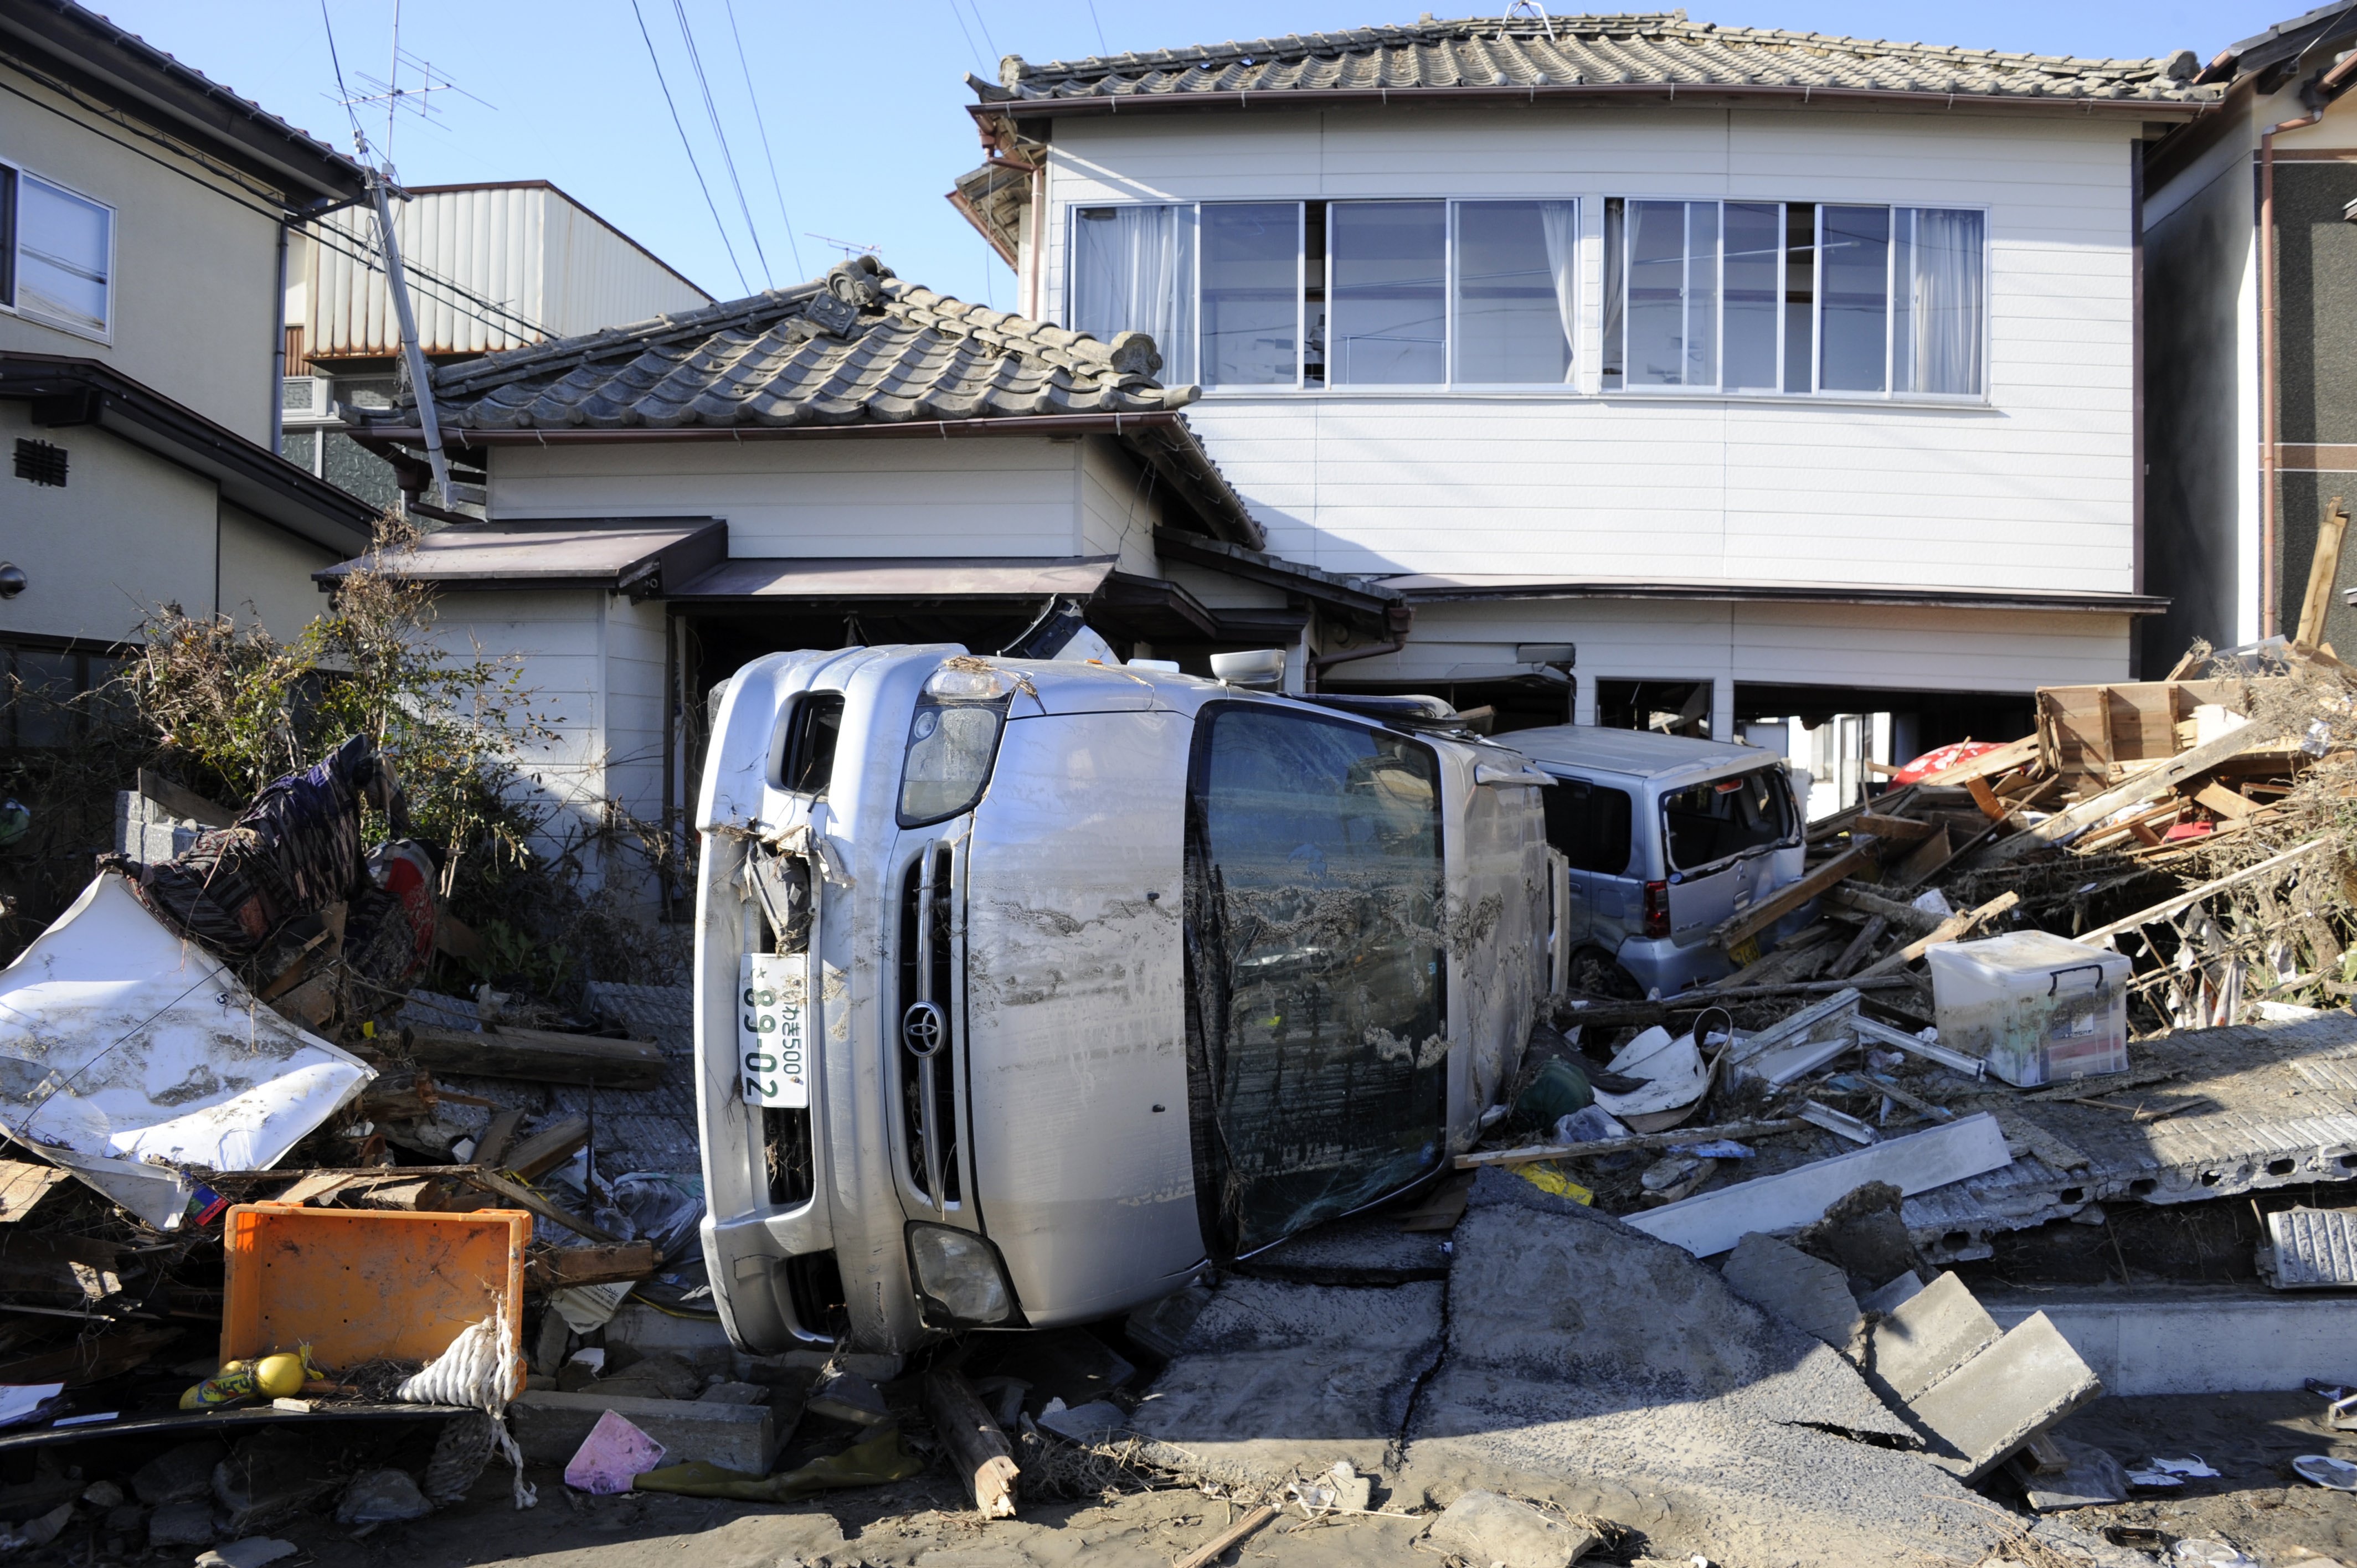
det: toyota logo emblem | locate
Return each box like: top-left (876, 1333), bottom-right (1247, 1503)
top-left (902, 1000), bottom-right (948, 1059)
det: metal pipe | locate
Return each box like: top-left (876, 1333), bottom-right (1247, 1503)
top-left (2259, 112), bottom-right (2318, 636)
top-left (367, 165), bottom-right (451, 509)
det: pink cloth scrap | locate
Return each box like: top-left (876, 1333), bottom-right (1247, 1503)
top-left (564, 1409), bottom-right (667, 1495)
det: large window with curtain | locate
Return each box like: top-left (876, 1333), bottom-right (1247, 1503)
top-left (1069, 195), bottom-right (1983, 401)
top-left (1602, 198), bottom-right (1985, 399)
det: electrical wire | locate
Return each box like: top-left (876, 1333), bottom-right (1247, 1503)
top-left (1087, 0), bottom-right (1109, 55)
top-left (724, 0), bottom-right (805, 282)
top-left (963, 0), bottom-right (999, 63)
top-left (945, 0), bottom-right (988, 74)
top-left (671, 0), bottom-right (771, 289)
top-left (629, 0), bottom-right (749, 296)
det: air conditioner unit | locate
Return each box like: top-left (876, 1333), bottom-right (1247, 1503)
top-left (280, 375), bottom-right (337, 421)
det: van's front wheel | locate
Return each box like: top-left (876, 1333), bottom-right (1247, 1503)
top-left (1568, 948), bottom-right (1643, 1001)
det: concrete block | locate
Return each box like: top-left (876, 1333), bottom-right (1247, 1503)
top-left (1866, 1272), bottom-right (2000, 1404)
top-left (1859, 1271), bottom-right (1925, 1316)
top-left (511, 1391), bottom-right (776, 1474)
top-left (1427, 1490), bottom-right (1598, 1568)
top-left (1907, 1312), bottom-right (2101, 1482)
top-left (1721, 1232), bottom-right (1860, 1349)
top-left (603, 1303), bottom-right (734, 1373)
top-left (2017, 1437), bottom-right (2127, 1512)
top-left (1985, 1285), bottom-right (2357, 1395)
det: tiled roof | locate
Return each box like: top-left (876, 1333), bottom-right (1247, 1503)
top-left (972, 12), bottom-right (2213, 110)
top-left (417, 256), bottom-right (1192, 432)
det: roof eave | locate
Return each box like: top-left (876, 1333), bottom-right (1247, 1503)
top-left (1387, 579), bottom-right (2171, 615)
top-left (968, 81), bottom-right (2214, 121)
top-left (0, 1), bottom-right (367, 204)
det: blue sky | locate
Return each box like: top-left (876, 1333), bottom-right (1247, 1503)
top-left (95, 1), bottom-right (2289, 314)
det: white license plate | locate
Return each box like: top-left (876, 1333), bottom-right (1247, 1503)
top-left (739, 953), bottom-right (809, 1108)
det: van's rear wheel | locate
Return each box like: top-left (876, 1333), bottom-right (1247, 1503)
top-left (1568, 948), bottom-right (1643, 1000)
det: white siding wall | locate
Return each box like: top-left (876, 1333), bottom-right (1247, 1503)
top-left (217, 505), bottom-right (339, 641)
top-left (1078, 434), bottom-right (1164, 570)
top-left (602, 595), bottom-right (671, 913)
top-left (487, 437), bottom-right (1093, 559)
top-left (1044, 105), bottom-right (2142, 615)
top-left (1361, 599), bottom-right (2131, 698)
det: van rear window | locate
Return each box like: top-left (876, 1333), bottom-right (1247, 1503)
top-left (1661, 767), bottom-right (1793, 872)
top-left (1541, 779), bottom-right (1634, 876)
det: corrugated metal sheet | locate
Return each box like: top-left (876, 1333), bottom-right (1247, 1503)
top-left (304, 184), bottom-right (709, 359)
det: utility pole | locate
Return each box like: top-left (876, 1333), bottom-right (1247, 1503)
top-left (364, 153), bottom-right (451, 511)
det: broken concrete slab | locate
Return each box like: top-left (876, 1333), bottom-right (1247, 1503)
top-left (1427, 1490), bottom-right (1599, 1568)
top-left (1401, 1170), bottom-right (2130, 1568)
top-left (1125, 1277), bottom-right (1444, 1488)
top-left (2261, 1206), bottom-right (2357, 1288)
top-left (1629, 1113), bottom-right (2012, 1257)
top-left (1233, 1213), bottom-right (1453, 1284)
top-left (1908, 1311), bottom-right (2102, 1481)
top-left (510, 1390), bottom-right (775, 1474)
top-left (1859, 1270), bottom-right (1926, 1315)
top-left (1984, 1285), bottom-right (2357, 1394)
top-left (1720, 1233), bottom-right (1860, 1350)
top-left (1865, 1272), bottom-right (2004, 1404)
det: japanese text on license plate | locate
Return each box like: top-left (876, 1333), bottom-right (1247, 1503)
top-left (739, 953), bottom-right (808, 1108)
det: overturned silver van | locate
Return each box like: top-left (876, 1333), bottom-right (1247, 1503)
top-left (693, 647), bottom-right (1551, 1355)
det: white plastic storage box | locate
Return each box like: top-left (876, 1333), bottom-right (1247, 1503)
top-left (1927, 931), bottom-right (2130, 1088)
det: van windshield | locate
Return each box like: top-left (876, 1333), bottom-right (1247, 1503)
top-left (1185, 704), bottom-right (1447, 1259)
top-left (1661, 767), bottom-right (1794, 873)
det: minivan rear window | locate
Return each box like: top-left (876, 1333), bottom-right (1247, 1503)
top-left (1661, 767), bottom-right (1793, 872)
top-left (1541, 779), bottom-right (1634, 875)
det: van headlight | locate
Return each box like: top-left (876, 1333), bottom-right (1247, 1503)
top-left (906, 1223), bottom-right (1021, 1327)
top-left (897, 667), bottom-right (1015, 827)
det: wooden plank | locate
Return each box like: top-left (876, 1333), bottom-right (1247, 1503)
top-left (1917, 735), bottom-right (2039, 787)
top-left (0, 1164), bottom-right (67, 1225)
top-left (462, 1169), bottom-right (626, 1245)
top-left (1825, 885), bottom-right (1944, 936)
top-left (1854, 891), bottom-right (2021, 978)
top-left (1987, 720), bottom-right (2288, 862)
top-left (1175, 1507), bottom-right (1279, 1568)
top-left (1965, 776), bottom-right (2009, 822)
top-left (2195, 782), bottom-right (2260, 821)
top-left (135, 769), bottom-right (234, 828)
top-left (271, 1172), bottom-right (358, 1207)
top-left (1852, 813), bottom-right (1938, 843)
top-left (500, 1118), bottom-right (589, 1183)
top-left (1457, 1118), bottom-right (1808, 1172)
top-left (526, 1241), bottom-right (661, 1291)
top-left (400, 1025), bottom-right (665, 1090)
top-left (1712, 846), bottom-right (1872, 953)
top-left (2298, 496), bottom-right (2351, 649)
top-left (1824, 916), bottom-right (1888, 981)
top-left (2079, 839), bottom-right (2333, 944)
top-left (1893, 825), bottom-right (1952, 885)
top-left (472, 1109), bottom-right (525, 1169)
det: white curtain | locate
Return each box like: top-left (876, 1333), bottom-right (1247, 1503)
top-left (1906, 208), bottom-right (1984, 396)
top-left (1540, 201), bottom-right (1578, 384)
top-left (1071, 205), bottom-right (1195, 383)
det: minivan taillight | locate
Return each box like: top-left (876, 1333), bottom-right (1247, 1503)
top-left (1642, 880), bottom-right (1671, 938)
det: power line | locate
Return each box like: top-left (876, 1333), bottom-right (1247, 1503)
top-left (945, 0), bottom-right (987, 74)
top-left (671, 0), bottom-right (770, 288)
top-left (1087, 1), bottom-right (1109, 55)
top-left (964, 0), bottom-right (1000, 63)
top-left (629, 0), bottom-right (749, 296)
top-left (725, 0), bottom-right (805, 282)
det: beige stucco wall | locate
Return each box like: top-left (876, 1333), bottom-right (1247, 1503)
top-left (0, 64), bottom-right (284, 440)
top-left (218, 503), bottom-right (338, 640)
top-left (0, 404), bottom-right (216, 644)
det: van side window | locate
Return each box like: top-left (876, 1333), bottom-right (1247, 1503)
top-left (774, 694), bottom-right (845, 796)
top-left (1183, 705), bottom-right (1447, 1259)
top-left (1541, 780), bottom-right (1634, 875)
top-left (1661, 766), bottom-right (1794, 871)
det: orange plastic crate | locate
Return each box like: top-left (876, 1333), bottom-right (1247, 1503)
top-left (220, 1204), bottom-right (529, 1390)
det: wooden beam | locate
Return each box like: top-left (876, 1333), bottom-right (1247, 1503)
top-left (1175, 1508), bottom-right (1279, 1568)
top-left (1854, 891), bottom-right (2021, 978)
top-left (135, 769), bottom-right (234, 829)
top-left (462, 1169), bottom-right (626, 1245)
top-left (1457, 1118), bottom-right (1808, 1171)
top-left (2194, 781), bottom-right (2260, 820)
top-left (1985, 720), bottom-right (2287, 862)
top-left (1916, 735), bottom-right (2039, 787)
top-left (527, 1241), bottom-right (661, 1291)
top-left (399, 1025), bottom-right (665, 1090)
top-left (2079, 838), bottom-right (2333, 944)
top-left (2298, 496), bottom-right (2351, 649)
top-left (500, 1117), bottom-right (589, 1183)
top-left (922, 1369), bottom-right (1020, 1519)
top-left (472, 1109), bottom-right (524, 1169)
top-left (1712, 846), bottom-right (1871, 953)
top-left (1824, 915), bottom-right (1888, 981)
top-left (1851, 813), bottom-right (1938, 843)
top-left (1824, 885), bottom-right (1944, 936)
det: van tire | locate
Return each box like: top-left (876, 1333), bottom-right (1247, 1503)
top-left (1569, 948), bottom-right (1643, 1001)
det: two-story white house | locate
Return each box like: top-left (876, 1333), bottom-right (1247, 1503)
top-left (954, 12), bottom-right (2216, 770)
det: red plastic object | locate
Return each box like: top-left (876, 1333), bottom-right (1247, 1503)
top-left (2164, 821), bottom-right (2215, 842)
top-left (1892, 740), bottom-right (2003, 786)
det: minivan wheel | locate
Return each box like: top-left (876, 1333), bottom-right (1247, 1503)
top-left (1568, 948), bottom-right (1643, 1000)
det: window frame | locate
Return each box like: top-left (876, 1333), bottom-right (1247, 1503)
top-left (0, 158), bottom-right (116, 344)
top-left (1062, 193), bottom-right (1989, 406)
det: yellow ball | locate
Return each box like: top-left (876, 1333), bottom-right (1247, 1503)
top-left (253, 1354), bottom-right (306, 1399)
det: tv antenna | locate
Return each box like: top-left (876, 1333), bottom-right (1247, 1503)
top-left (804, 232), bottom-right (883, 260)
top-left (326, 0), bottom-right (495, 163)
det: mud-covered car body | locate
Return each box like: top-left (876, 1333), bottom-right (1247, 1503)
top-left (693, 647), bottom-right (1551, 1354)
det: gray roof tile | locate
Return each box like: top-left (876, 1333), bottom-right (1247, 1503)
top-left (414, 257), bottom-right (1193, 434)
top-left (977, 12), bottom-right (2213, 109)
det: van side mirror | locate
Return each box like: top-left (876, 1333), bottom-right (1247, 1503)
top-left (1210, 649), bottom-right (1286, 689)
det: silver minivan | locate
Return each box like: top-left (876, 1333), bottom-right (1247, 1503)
top-left (1504, 725), bottom-right (1808, 997)
top-left (693, 647), bottom-right (1552, 1355)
